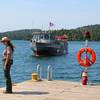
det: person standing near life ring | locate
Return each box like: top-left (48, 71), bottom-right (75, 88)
top-left (0, 37), bottom-right (15, 94)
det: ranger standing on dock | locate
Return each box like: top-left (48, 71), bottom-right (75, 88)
top-left (0, 37), bottom-right (14, 94)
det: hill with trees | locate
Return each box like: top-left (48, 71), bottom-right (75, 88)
top-left (0, 29), bottom-right (41, 40)
top-left (51, 24), bottom-right (100, 41)
top-left (0, 24), bottom-right (100, 41)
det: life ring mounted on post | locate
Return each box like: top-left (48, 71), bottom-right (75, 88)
top-left (77, 47), bottom-right (96, 67)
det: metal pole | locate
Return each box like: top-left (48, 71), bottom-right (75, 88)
top-left (85, 39), bottom-right (88, 72)
top-left (37, 64), bottom-right (42, 81)
top-left (85, 39), bottom-right (88, 47)
top-left (47, 65), bottom-right (52, 81)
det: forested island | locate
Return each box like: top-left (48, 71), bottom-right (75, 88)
top-left (0, 24), bottom-right (100, 41)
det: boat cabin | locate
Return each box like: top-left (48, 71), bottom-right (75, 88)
top-left (32, 31), bottom-right (52, 43)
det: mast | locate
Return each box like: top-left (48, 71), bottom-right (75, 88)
top-left (49, 23), bottom-right (51, 41)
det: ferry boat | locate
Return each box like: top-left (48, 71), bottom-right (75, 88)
top-left (30, 31), bottom-right (68, 56)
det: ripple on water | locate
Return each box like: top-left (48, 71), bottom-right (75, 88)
top-left (0, 41), bottom-right (100, 87)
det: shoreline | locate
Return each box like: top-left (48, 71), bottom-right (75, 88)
top-left (0, 80), bottom-right (100, 100)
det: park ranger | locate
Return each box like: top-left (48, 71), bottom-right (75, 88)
top-left (1, 37), bottom-right (14, 93)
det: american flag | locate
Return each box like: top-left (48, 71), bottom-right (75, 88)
top-left (49, 22), bottom-right (54, 27)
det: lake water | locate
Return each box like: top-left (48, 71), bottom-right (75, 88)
top-left (0, 41), bottom-right (100, 87)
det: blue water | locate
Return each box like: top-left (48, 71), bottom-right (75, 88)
top-left (0, 41), bottom-right (100, 87)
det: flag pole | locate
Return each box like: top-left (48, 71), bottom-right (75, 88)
top-left (48, 22), bottom-right (54, 41)
top-left (49, 23), bottom-right (51, 42)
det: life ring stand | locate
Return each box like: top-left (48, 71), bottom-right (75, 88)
top-left (77, 47), bottom-right (96, 67)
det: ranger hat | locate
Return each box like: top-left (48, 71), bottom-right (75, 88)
top-left (0, 37), bottom-right (10, 42)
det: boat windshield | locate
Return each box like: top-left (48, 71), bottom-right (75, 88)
top-left (32, 34), bottom-right (51, 40)
top-left (44, 34), bottom-right (49, 39)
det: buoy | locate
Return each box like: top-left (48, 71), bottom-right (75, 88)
top-left (31, 73), bottom-right (38, 81)
top-left (81, 70), bottom-right (88, 85)
top-left (77, 47), bottom-right (96, 67)
top-left (77, 33), bottom-right (96, 86)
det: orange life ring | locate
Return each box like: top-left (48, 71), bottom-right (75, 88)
top-left (77, 47), bottom-right (96, 67)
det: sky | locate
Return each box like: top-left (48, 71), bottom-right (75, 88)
top-left (0, 0), bottom-right (100, 32)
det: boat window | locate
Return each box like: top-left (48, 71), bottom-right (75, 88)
top-left (44, 34), bottom-right (49, 39)
top-left (32, 35), bottom-right (36, 39)
top-left (40, 35), bottom-right (44, 39)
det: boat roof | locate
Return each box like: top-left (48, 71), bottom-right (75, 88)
top-left (32, 31), bottom-right (48, 35)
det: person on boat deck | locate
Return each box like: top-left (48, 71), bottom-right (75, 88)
top-left (0, 37), bottom-right (14, 94)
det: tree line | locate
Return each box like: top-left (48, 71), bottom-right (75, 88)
top-left (0, 24), bottom-right (100, 41)
top-left (51, 28), bottom-right (100, 41)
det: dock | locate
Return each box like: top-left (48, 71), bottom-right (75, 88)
top-left (0, 80), bottom-right (100, 100)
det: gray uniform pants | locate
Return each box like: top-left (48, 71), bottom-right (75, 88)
top-left (3, 60), bottom-right (13, 92)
